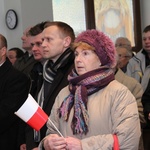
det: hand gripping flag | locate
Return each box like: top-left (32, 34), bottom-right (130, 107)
top-left (14, 94), bottom-right (48, 131)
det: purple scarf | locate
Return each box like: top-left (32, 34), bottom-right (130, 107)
top-left (59, 66), bottom-right (114, 135)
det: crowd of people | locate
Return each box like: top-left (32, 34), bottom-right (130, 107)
top-left (0, 21), bottom-right (150, 150)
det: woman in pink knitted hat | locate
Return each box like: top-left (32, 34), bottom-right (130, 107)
top-left (40, 29), bottom-right (140, 150)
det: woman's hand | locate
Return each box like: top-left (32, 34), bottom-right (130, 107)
top-left (43, 134), bottom-right (67, 150)
top-left (65, 137), bottom-right (82, 150)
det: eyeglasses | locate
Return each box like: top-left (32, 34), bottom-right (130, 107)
top-left (115, 44), bottom-right (130, 47)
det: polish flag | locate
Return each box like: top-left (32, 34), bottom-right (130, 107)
top-left (15, 94), bottom-right (48, 131)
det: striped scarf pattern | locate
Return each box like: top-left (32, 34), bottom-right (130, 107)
top-left (43, 48), bottom-right (73, 84)
top-left (59, 66), bottom-right (114, 135)
top-left (37, 48), bottom-right (73, 105)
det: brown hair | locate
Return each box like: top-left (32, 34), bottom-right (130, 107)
top-left (29, 21), bottom-right (49, 36)
top-left (44, 21), bottom-right (75, 43)
top-left (71, 42), bottom-right (95, 51)
top-left (143, 25), bottom-right (150, 33)
top-left (8, 47), bottom-right (24, 58)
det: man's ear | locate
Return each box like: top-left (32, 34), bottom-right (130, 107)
top-left (1, 47), bottom-right (7, 56)
top-left (63, 36), bottom-right (71, 48)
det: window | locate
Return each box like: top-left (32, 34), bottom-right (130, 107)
top-left (52, 0), bottom-right (86, 36)
top-left (85, 0), bottom-right (142, 52)
top-left (94, 0), bottom-right (135, 46)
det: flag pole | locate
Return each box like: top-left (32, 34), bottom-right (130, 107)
top-left (48, 118), bottom-right (64, 137)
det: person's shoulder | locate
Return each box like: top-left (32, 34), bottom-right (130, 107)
top-left (110, 79), bottom-right (127, 87)
top-left (129, 49), bottom-right (145, 63)
top-left (58, 85), bottom-right (69, 95)
top-left (106, 80), bottom-right (128, 92)
top-left (55, 85), bottom-right (70, 104)
top-left (101, 80), bottom-right (136, 105)
top-left (116, 69), bottom-right (141, 87)
top-left (13, 56), bottom-right (23, 65)
top-left (118, 70), bottom-right (143, 94)
top-left (10, 66), bottom-right (29, 80)
top-left (123, 73), bottom-right (141, 86)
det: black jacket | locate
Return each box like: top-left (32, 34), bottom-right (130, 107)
top-left (26, 49), bottom-right (74, 150)
top-left (0, 59), bottom-right (30, 150)
top-left (30, 62), bottom-right (43, 99)
top-left (14, 52), bottom-right (37, 76)
top-left (142, 79), bottom-right (150, 127)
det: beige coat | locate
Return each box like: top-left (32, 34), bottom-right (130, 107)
top-left (45, 80), bottom-right (141, 150)
top-left (115, 68), bottom-right (145, 125)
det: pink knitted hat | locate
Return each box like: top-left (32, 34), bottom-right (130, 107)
top-left (75, 29), bottom-right (116, 68)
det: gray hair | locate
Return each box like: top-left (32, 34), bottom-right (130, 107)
top-left (115, 37), bottom-right (132, 51)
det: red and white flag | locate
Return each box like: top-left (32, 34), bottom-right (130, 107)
top-left (15, 94), bottom-right (48, 131)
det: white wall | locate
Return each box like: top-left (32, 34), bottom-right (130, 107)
top-left (140, 0), bottom-right (150, 30)
top-left (0, 1), bottom-right (5, 36)
top-left (0, 0), bottom-right (53, 49)
top-left (21, 0), bottom-right (53, 29)
top-left (4, 0), bottom-right (22, 49)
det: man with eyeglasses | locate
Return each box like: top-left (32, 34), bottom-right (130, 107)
top-left (115, 37), bottom-right (134, 72)
top-left (116, 46), bottom-right (133, 72)
top-left (115, 37), bottom-right (132, 50)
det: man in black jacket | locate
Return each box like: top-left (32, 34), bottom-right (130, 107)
top-left (0, 34), bottom-right (30, 150)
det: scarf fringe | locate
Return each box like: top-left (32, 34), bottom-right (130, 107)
top-left (59, 67), bottom-right (114, 135)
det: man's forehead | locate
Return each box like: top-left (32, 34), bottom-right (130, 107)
top-left (116, 39), bottom-right (128, 45)
top-left (116, 47), bottom-right (127, 52)
top-left (143, 31), bottom-right (150, 37)
top-left (31, 33), bottom-right (42, 40)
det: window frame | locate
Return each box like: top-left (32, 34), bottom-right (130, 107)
top-left (84, 0), bottom-right (142, 52)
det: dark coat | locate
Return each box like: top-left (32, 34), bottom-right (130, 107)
top-left (26, 49), bottom-right (74, 150)
top-left (0, 59), bottom-right (30, 150)
top-left (30, 62), bottom-right (43, 99)
top-left (142, 79), bottom-right (150, 127)
top-left (14, 52), bottom-right (37, 76)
